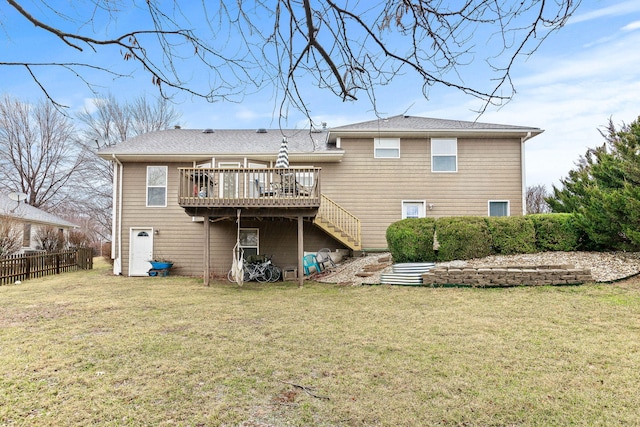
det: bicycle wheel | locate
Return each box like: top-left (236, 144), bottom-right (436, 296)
top-left (268, 265), bottom-right (281, 282)
top-left (257, 267), bottom-right (272, 283)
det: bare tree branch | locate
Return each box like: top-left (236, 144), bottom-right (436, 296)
top-left (3, 0), bottom-right (581, 121)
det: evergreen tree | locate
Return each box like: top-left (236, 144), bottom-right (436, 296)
top-left (547, 117), bottom-right (640, 250)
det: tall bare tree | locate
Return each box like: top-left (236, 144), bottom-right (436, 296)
top-left (0, 96), bottom-right (88, 210)
top-left (2, 1), bottom-right (581, 120)
top-left (526, 184), bottom-right (551, 214)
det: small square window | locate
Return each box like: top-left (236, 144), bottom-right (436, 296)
top-left (402, 201), bottom-right (426, 219)
top-left (374, 138), bottom-right (400, 158)
top-left (489, 201), bottom-right (510, 217)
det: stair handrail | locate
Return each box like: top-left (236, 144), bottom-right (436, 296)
top-left (317, 194), bottom-right (361, 249)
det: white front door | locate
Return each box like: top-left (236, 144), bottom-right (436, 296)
top-left (129, 228), bottom-right (154, 276)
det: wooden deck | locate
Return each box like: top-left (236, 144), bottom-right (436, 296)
top-left (178, 167), bottom-right (321, 214)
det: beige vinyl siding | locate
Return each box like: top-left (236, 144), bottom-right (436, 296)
top-left (119, 162), bottom-right (206, 276)
top-left (119, 162), bottom-right (344, 277)
top-left (320, 137), bottom-right (523, 249)
top-left (117, 134), bottom-right (523, 274)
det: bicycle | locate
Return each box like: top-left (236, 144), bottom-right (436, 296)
top-left (227, 255), bottom-right (280, 282)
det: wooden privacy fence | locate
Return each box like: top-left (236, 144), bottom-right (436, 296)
top-left (0, 248), bottom-right (93, 285)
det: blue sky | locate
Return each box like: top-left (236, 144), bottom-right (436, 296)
top-left (2, 1), bottom-right (640, 191)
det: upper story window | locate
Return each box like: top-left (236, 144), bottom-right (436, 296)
top-left (374, 138), bottom-right (400, 158)
top-left (431, 138), bottom-right (457, 172)
top-left (147, 166), bottom-right (168, 207)
top-left (489, 200), bottom-right (510, 217)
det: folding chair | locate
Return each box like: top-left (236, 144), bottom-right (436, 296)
top-left (316, 248), bottom-right (337, 271)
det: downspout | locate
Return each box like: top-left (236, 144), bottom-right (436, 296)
top-left (112, 154), bottom-right (124, 275)
top-left (520, 132), bottom-right (532, 215)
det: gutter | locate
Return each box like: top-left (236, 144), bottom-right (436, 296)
top-left (112, 154), bottom-right (123, 275)
top-left (520, 132), bottom-right (532, 215)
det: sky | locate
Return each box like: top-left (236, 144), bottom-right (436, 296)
top-left (2, 1), bottom-right (640, 191)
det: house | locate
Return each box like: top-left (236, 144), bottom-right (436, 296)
top-left (97, 115), bottom-right (542, 283)
top-left (0, 193), bottom-right (78, 254)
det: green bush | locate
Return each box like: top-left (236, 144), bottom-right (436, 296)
top-left (386, 218), bottom-right (437, 263)
top-left (485, 216), bottom-right (537, 255)
top-left (435, 217), bottom-right (493, 261)
top-left (528, 213), bottom-right (582, 252)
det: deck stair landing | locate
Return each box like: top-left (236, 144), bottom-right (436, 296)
top-left (380, 262), bottom-right (436, 285)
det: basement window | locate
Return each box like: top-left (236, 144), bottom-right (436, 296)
top-left (489, 201), bottom-right (510, 217)
top-left (239, 228), bottom-right (259, 258)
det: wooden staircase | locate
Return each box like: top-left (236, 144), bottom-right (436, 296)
top-left (313, 194), bottom-right (362, 251)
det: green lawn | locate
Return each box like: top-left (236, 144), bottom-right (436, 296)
top-left (1, 259), bottom-right (640, 426)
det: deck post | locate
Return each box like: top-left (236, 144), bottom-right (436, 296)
top-left (297, 215), bottom-right (304, 288)
top-left (204, 215), bottom-right (210, 286)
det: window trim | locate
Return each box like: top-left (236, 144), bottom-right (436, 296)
top-left (402, 200), bottom-right (426, 219)
top-left (146, 166), bottom-right (168, 207)
top-left (488, 200), bottom-right (510, 217)
top-left (239, 228), bottom-right (259, 257)
top-left (374, 137), bottom-right (400, 159)
top-left (431, 138), bottom-right (458, 173)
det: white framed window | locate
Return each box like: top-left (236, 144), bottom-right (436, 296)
top-left (146, 166), bottom-right (168, 207)
top-left (239, 228), bottom-right (259, 258)
top-left (489, 200), bottom-right (510, 217)
top-left (374, 138), bottom-right (400, 158)
top-left (431, 138), bottom-right (457, 172)
top-left (402, 200), bottom-right (426, 219)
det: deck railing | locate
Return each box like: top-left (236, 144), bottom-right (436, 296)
top-left (315, 194), bottom-right (361, 250)
top-left (178, 167), bottom-right (321, 208)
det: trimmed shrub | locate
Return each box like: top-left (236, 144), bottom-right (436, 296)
top-left (386, 218), bottom-right (437, 263)
top-left (435, 217), bottom-right (493, 261)
top-left (528, 213), bottom-right (582, 252)
top-left (485, 216), bottom-right (537, 255)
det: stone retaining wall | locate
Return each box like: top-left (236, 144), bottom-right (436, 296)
top-left (422, 264), bottom-right (593, 287)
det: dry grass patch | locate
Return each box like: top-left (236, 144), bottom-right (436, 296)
top-left (1, 260), bottom-right (640, 426)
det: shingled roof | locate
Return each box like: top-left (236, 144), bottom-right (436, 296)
top-left (332, 115), bottom-right (542, 132)
top-left (98, 115), bottom-right (542, 161)
top-left (98, 128), bottom-right (339, 162)
top-left (0, 193), bottom-right (77, 228)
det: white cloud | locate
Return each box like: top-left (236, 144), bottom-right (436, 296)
top-left (622, 20), bottom-right (640, 31)
top-left (569, 1), bottom-right (640, 25)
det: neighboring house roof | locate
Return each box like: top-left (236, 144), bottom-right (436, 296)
top-left (329, 115), bottom-right (543, 140)
top-left (98, 128), bottom-right (343, 162)
top-left (0, 193), bottom-right (77, 228)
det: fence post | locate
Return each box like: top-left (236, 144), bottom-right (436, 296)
top-left (25, 255), bottom-right (31, 280)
